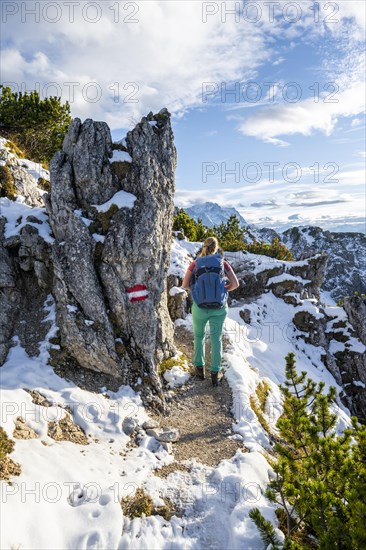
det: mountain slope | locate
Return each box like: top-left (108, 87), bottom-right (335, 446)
top-left (179, 201), bottom-right (366, 300)
top-left (184, 201), bottom-right (247, 227)
top-left (282, 225), bottom-right (366, 299)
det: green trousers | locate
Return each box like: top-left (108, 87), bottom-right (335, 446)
top-left (192, 302), bottom-right (228, 372)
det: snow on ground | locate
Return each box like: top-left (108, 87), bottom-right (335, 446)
top-left (163, 366), bottom-right (190, 388)
top-left (92, 190), bottom-right (136, 213)
top-left (169, 238), bottom-right (201, 278)
top-left (223, 292), bottom-right (352, 435)
top-left (111, 150), bottom-right (132, 163)
top-left (267, 272), bottom-right (311, 285)
top-left (1, 293), bottom-right (277, 550)
top-left (0, 138), bottom-right (50, 184)
top-left (0, 237), bottom-right (356, 549)
top-left (120, 451), bottom-right (282, 550)
top-left (0, 297), bottom-right (174, 550)
top-left (20, 158), bottom-right (50, 183)
top-left (169, 286), bottom-right (187, 297)
top-left (0, 197), bottom-right (54, 243)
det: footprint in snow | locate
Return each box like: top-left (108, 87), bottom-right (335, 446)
top-left (67, 486), bottom-right (88, 507)
top-left (82, 530), bottom-right (105, 550)
top-left (99, 493), bottom-right (112, 506)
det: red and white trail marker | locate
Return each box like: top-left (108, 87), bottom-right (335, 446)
top-left (126, 284), bottom-right (149, 303)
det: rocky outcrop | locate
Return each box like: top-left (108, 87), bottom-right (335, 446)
top-left (7, 224), bottom-right (52, 290)
top-left (45, 110), bottom-right (177, 406)
top-left (167, 275), bottom-right (188, 321)
top-left (223, 251), bottom-right (328, 303)
top-left (288, 299), bottom-right (366, 422)
top-left (0, 138), bottom-right (45, 207)
top-left (282, 226), bottom-right (366, 300)
top-left (0, 218), bottom-right (20, 364)
top-left (0, 209), bottom-right (53, 363)
top-left (343, 295), bottom-right (366, 345)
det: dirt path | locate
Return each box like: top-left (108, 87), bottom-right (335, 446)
top-left (152, 323), bottom-right (247, 469)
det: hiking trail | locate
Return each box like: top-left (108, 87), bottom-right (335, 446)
top-left (151, 322), bottom-right (247, 472)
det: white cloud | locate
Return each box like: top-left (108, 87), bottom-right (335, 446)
top-left (263, 136), bottom-right (290, 147)
top-left (1, 1), bottom-right (272, 128)
top-left (238, 81), bottom-right (366, 143)
top-left (351, 118), bottom-right (363, 127)
top-left (2, 0), bottom-right (364, 130)
top-left (174, 163), bottom-right (365, 231)
top-left (336, 1), bottom-right (366, 41)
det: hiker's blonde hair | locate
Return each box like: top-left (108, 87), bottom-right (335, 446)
top-left (199, 237), bottom-right (219, 257)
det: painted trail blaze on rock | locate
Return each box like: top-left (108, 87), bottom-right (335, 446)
top-left (127, 284), bottom-right (149, 302)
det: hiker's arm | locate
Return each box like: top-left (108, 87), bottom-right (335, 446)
top-left (182, 268), bottom-right (192, 290)
top-left (225, 267), bottom-right (239, 291)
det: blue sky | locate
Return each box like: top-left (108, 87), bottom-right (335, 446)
top-left (1, 0), bottom-right (365, 232)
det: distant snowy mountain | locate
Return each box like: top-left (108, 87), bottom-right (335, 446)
top-left (180, 202), bottom-right (283, 244)
top-left (183, 201), bottom-right (247, 227)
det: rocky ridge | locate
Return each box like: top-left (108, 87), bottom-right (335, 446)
top-left (282, 225), bottom-right (366, 300)
top-left (182, 202), bottom-right (366, 300)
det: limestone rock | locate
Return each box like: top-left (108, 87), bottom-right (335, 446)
top-left (0, 456), bottom-right (21, 481)
top-left (282, 226), bottom-right (366, 300)
top-left (47, 413), bottom-right (88, 444)
top-left (23, 388), bottom-right (53, 407)
top-left (293, 310), bottom-right (328, 347)
top-left (45, 110), bottom-right (177, 406)
top-left (0, 218), bottom-right (21, 365)
top-left (61, 117), bottom-right (118, 208)
top-left (146, 427), bottom-right (180, 442)
top-left (13, 416), bottom-right (38, 440)
top-left (343, 295), bottom-right (366, 345)
top-left (239, 308), bottom-right (251, 324)
top-left (122, 417), bottom-right (138, 436)
top-left (160, 441), bottom-right (173, 453)
top-left (0, 139), bottom-right (45, 207)
top-left (142, 419), bottom-right (160, 430)
top-left (167, 275), bottom-right (188, 321)
top-left (292, 303), bottom-right (366, 422)
top-left (225, 252), bottom-right (327, 303)
top-left (14, 224), bottom-right (52, 289)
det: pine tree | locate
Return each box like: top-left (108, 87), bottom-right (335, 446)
top-left (0, 86), bottom-right (72, 165)
top-left (196, 217), bottom-right (214, 241)
top-left (249, 508), bottom-right (282, 549)
top-left (346, 419), bottom-right (366, 547)
top-left (213, 214), bottom-right (247, 251)
top-left (250, 352), bottom-right (366, 548)
top-left (172, 208), bottom-right (198, 241)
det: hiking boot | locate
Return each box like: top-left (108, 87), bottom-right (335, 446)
top-left (195, 366), bottom-right (205, 380)
top-left (211, 371), bottom-right (223, 387)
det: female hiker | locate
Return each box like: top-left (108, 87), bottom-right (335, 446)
top-left (181, 237), bottom-right (239, 386)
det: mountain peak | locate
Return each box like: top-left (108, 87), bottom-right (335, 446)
top-left (182, 201), bottom-right (247, 227)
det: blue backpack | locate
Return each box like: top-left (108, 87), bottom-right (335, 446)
top-left (190, 253), bottom-right (228, 309)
